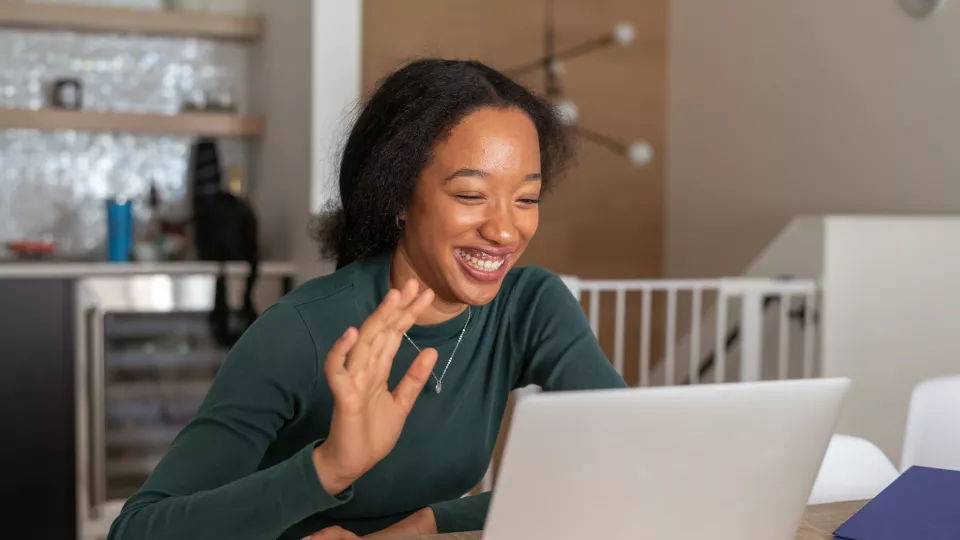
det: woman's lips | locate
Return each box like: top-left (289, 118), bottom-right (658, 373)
top-left (454, 247), bottom-right (511, 282)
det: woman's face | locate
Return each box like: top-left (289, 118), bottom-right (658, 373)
top-left (401, 106), bottom-right (542, 307)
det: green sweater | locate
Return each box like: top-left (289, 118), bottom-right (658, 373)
top-left (108, 253), bottom-right (625, 540)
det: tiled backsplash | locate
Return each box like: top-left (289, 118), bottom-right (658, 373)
top-left (0, 24), bottom-right (249, 257)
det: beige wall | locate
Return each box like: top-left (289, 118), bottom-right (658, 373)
top-left (364, 0), bottom-right (666, 280)
top-left (667, 0), bottom-right (960, 278)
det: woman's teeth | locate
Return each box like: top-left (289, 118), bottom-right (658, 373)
top-left (456, 248), bottom-right (505, 272)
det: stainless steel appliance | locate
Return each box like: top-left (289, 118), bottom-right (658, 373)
top-left (75, 267), bottom-right (294, 539)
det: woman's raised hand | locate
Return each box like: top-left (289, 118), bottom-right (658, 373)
top-left (312, 279), bottom-right (439, 494)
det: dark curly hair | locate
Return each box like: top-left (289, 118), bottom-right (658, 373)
top-left (313, 58), bottom-right (574, 269)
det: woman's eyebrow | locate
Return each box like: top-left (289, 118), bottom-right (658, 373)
top-left (443, 169), bottom-right (543, 183)
top-left (443, 168), bottom-right (488, 183)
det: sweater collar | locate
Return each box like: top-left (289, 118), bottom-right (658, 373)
top-left (353, 251), bottom-right (472, 342)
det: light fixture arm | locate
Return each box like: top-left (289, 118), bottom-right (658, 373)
top-left (570, 125), bottom-right (625, 154)
top-left (507, 35), bottom-right (618, 78)
top-left (543, 0), bottom-right (561, 97)
top-left (572, 125), bottom-right (655, 166)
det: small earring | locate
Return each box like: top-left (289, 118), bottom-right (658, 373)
top-left (395, 216), bottom-right (405, 229)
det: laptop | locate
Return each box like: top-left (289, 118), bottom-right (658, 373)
top-left (483, 378), bottom-right (851, 540)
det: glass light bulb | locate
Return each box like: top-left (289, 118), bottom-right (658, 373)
top-left (627, 141), bottom-right (654, 166)
top-left (613, 23), bottom-right (636, 45)
top-left (554, 99), bottom-right (579, 126)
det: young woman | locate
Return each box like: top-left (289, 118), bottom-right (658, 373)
top-left (108, 58), bottom-right (625, 540)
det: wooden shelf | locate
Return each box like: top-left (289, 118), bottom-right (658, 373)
top-left (0, 108), bottom-right (264, 137)
top-left (0, 3), bottom-right (264, 41)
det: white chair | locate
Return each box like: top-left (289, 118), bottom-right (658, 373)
top-left (901, 375), bottom-right (960, 472)
top-left (808, 434), bottom-right (899, 505)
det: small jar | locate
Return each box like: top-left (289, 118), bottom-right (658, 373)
top-left (51, 79), bottom-right (82, 110)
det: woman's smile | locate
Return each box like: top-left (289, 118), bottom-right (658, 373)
top-left (454, 246), bottom-right (513, 282)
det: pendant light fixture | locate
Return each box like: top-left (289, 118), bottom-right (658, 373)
top-left (506, 0), bottom-right (653, 166)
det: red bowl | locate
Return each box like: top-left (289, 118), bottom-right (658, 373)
top-left (5, 240), bottom-right (57, 258)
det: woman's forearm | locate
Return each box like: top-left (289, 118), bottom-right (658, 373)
top-left (111, 442), bottom-right (349, 540)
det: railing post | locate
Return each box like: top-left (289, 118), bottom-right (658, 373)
top-left (739, 288), bottom-right (764, 382)
top-left (639, 287), bottom-right (652, 387)
top-left (559, 276), bottom-right (581, 301)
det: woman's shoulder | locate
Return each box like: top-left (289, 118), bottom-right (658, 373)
top-left (504, 263), bottom-right (569, 289)
top-left (499, 264), bottom-right (575, 306)
top-left (496, 265), bottom-right (586, 343)
top-left (279, 264), bottom-right (357, 309)
top-left (266, 263), bottom-right (365, 343)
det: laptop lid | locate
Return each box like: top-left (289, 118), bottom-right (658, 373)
top-left (484, 378), bottom-right (850, 540)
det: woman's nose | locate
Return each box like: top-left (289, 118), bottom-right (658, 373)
top-left (478, 205), bottom-right (519, 246)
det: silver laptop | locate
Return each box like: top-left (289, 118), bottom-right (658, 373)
top-left (484, 378), bottom-right (850, 540)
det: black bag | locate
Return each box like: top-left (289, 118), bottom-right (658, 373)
top-left (190, 138), bottom-right (260, 348)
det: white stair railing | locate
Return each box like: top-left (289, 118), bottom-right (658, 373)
top-left (574, 277), bottom-right (820, 386)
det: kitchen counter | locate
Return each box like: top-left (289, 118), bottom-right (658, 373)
top-left (0, 260), bottom-right (299, 279)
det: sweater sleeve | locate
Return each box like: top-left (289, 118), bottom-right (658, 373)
top-left (516, 268), bottom-right (626, 391)
top-left (108, 303), bottom-right (352, 540)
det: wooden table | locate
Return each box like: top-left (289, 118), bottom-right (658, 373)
top-left (795, 500), bottom-right (867, 540)
top-left (408, 500), bottom-right (868, 540)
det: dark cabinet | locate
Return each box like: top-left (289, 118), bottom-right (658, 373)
top-left (0, 279), bottom-right (77, 539)
top-left (0, 267), bottom-right (294, 539)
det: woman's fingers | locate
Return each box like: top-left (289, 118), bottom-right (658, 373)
top-left (349, 280), bottom-right (417, 371)
top-left (395, 288), bottom-right (436, 334)
top-left (363, 330), bottom-right (390, 383)
top-left (369, 279), bottom-right (418, 334)
top-left (324, 327), bottom-right (358, 396)
top-left (342, 281), bottom-right (437, 390)
top-left (346, 288), bottom-right (401, 373)
top-left (302, 526), bottom-right (359, 540)
top-left (373, 326), bottom-right (405, 377)
top-left (392, 347), bottom-right (439, 412)
top-left (398, 278), bottom-right (420, 305)
top-left (378, 279), bottom-right (422, 332)
top-left (373, 287), bottom-right (435, 376)
top-left (355, 288), bottom-right (402, 345)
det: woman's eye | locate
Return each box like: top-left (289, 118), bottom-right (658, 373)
top-left (518, 198), bottom-right (541, 206)
top-left (455, 194), bottom-right (484, 201)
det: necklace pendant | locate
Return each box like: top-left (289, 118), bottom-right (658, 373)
top-left (435, 381), bottom-right (442, 394)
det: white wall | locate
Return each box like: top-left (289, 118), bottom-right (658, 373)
top-left (821, 217), bottom-right (960, 463)
top-left (311, 0), bottom-right (362, 216)
top-left (303, 0), bottom-right (362, 281)
top-left (742, 217), bottom-right (825, 280)
top-left (667, 0), bottom-right (960, 278)
top-left (249, 0), bottom-right (361, 283)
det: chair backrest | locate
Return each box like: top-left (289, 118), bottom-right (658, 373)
top-left (808, 434), bottom-right (899, 505)
top-left (901, 375), bottom-right (960, 472)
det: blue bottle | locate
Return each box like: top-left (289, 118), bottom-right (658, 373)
top-left (106, 197), bottom-right (133, 263)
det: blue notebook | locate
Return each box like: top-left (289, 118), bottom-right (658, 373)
top-left (834, 466), bottom-right (960, 540)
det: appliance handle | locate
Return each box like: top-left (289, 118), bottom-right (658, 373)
top-left (87, 307), bottom-right (107, 519)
